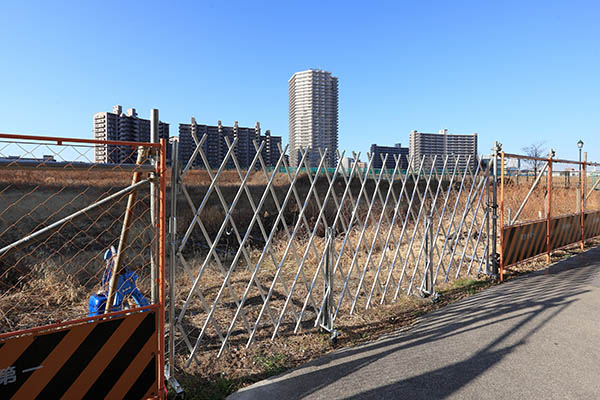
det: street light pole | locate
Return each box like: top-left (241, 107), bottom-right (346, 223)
top-left (577, 140), bottom-right (584, 213)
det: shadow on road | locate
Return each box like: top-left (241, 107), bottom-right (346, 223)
top-left (230, 247), bottom-right (600, 399)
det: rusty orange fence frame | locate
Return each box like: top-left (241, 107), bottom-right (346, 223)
top-left (499, 151), bottom-right (598, 281)
top-left (0, 133), bottom-right (167, 399)
top-left (158, 138), bottom-right (167, 397)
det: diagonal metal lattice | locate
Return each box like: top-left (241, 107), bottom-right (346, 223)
top-left (171, 135), bottom-right (492, 364)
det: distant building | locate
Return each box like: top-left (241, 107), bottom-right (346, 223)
top-left (409, 129), bottom-right (478, 170)
top-left (289, 69), bottom-right (339, 167)
top-left (370, 143), bottom-right (409, 170)
top-left (178, 119), bottom-right (282, 169)
top-left (262, 130), bottom-right (282, 168)
top-left (340, 156), bottom-right (369, 171)
top-left (93, 105), bottom-right (169, 163)
top-left (341, 157), bottom-right (355, 170)
top-left (0, 155), bottom-right (56, 163)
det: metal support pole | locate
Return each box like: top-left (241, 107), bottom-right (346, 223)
top-left (500, 150), bottom-right (505, 281)
top-left (491, 142), bottom-right (500, 278)
top-left (546, 150), bottom-right (554, 263)
top-left (150, 108), bottom-right (159, 304)
top-left (424, 214), bottom-right (434, 294)
top-left (510, 162), bottom-right (549, 224)
top-left (326, 228), bottom-right (334, 332)
top-left (0, 178), bottom-right (150, 256)
top-left (581, 152), bottom-right (587, 251)
top-left (319, 227), bottom-right (337, 341)
top-left (167, 138), bottom-right (183, 395)
top-left (485, 160), bottom-right (491, 275)
top-left (577, 148), bottom-right (581, 213)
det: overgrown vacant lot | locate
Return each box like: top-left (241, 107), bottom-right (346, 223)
top-left (500, 175), bottom-right (600, 224)
top-left (0, 167), bottom-right (452, 331)
top-left (2, 167), bottom-right (599, 400)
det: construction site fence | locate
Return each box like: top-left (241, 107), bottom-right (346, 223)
top-left (498, 148), bottom-right (600, 280)
top-left (0, 133), bottom-right (167, 399)
top-left (3, 131), bottom-right (600, 391)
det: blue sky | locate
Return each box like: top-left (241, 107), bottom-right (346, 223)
top-left (1, 1), bottom-right (599, 161)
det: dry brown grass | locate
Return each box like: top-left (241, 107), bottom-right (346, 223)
top-left (1, 168), bottom-right (140, 187)
top-left (4, 166), bottom-right (600, 399)
top-left (168, 173), bottom-right (490, 397)
top-left (0, 167), bottom-right (486, 332)
top-left (502, 178), bottom-right (600, 225)
top-left (0, 168), bottom-right (156, 333)
top-left (0, 166), bottom-right (298, 189)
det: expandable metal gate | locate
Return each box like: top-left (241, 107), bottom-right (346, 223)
top-left (167, 132), bottom-right (497, 368)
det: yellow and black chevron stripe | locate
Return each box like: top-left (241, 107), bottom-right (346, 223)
top-left (0, 309), bottom-right (159, 400)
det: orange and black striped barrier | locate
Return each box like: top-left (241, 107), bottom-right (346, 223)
top-left (501, 219), bottom-right (546, 267)
top-left (549, 213), bottom-right (580, 251)
top-left (584, 211), bottom-right (600, 239)
top-left (502, 210), bottom-right (600, 268)
top-left (0, 307), bottom-right (160, 400)
top-left (498, 150), bottom-right (600, 279)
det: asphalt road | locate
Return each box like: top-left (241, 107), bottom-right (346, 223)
top-left (228, 247), bottom-right (600, 399)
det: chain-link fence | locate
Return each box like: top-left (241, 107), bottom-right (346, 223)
top-left (0, 134), bottom-right (163, 334)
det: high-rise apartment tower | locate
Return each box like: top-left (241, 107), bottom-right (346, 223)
top-left (93, 105), bottom-right (169, 163)
top-left (289, 69), bottom-right (338, 167)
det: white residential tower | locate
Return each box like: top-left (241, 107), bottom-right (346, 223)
top-left (288, 69), bottom-right (339, 167)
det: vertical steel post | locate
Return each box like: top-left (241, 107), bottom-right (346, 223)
top-left (424, 215), bottom-right (429, 293)
top-left (581, 152), bottom-right (587, 250)
top-left (491, 142), bottom-right (500, 278)
top-left (320, 227), bottom-right (334, 332)
top-left (486, 158), bottom-right (491, 275)
top-left (577, 146), bottom-right (582, 212)
top-left (168, 139), bottom-right (179, 383)
top-left (546, 150), bottom-right (553, 263)
top-left (327, 228), bottom-right (334, 332)
top-left (425, 214), bottom-right (433, 293)
top-left (150, 108), bottom-right (159, 304)
top-left (499, 150), bottom-right (505, 281)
